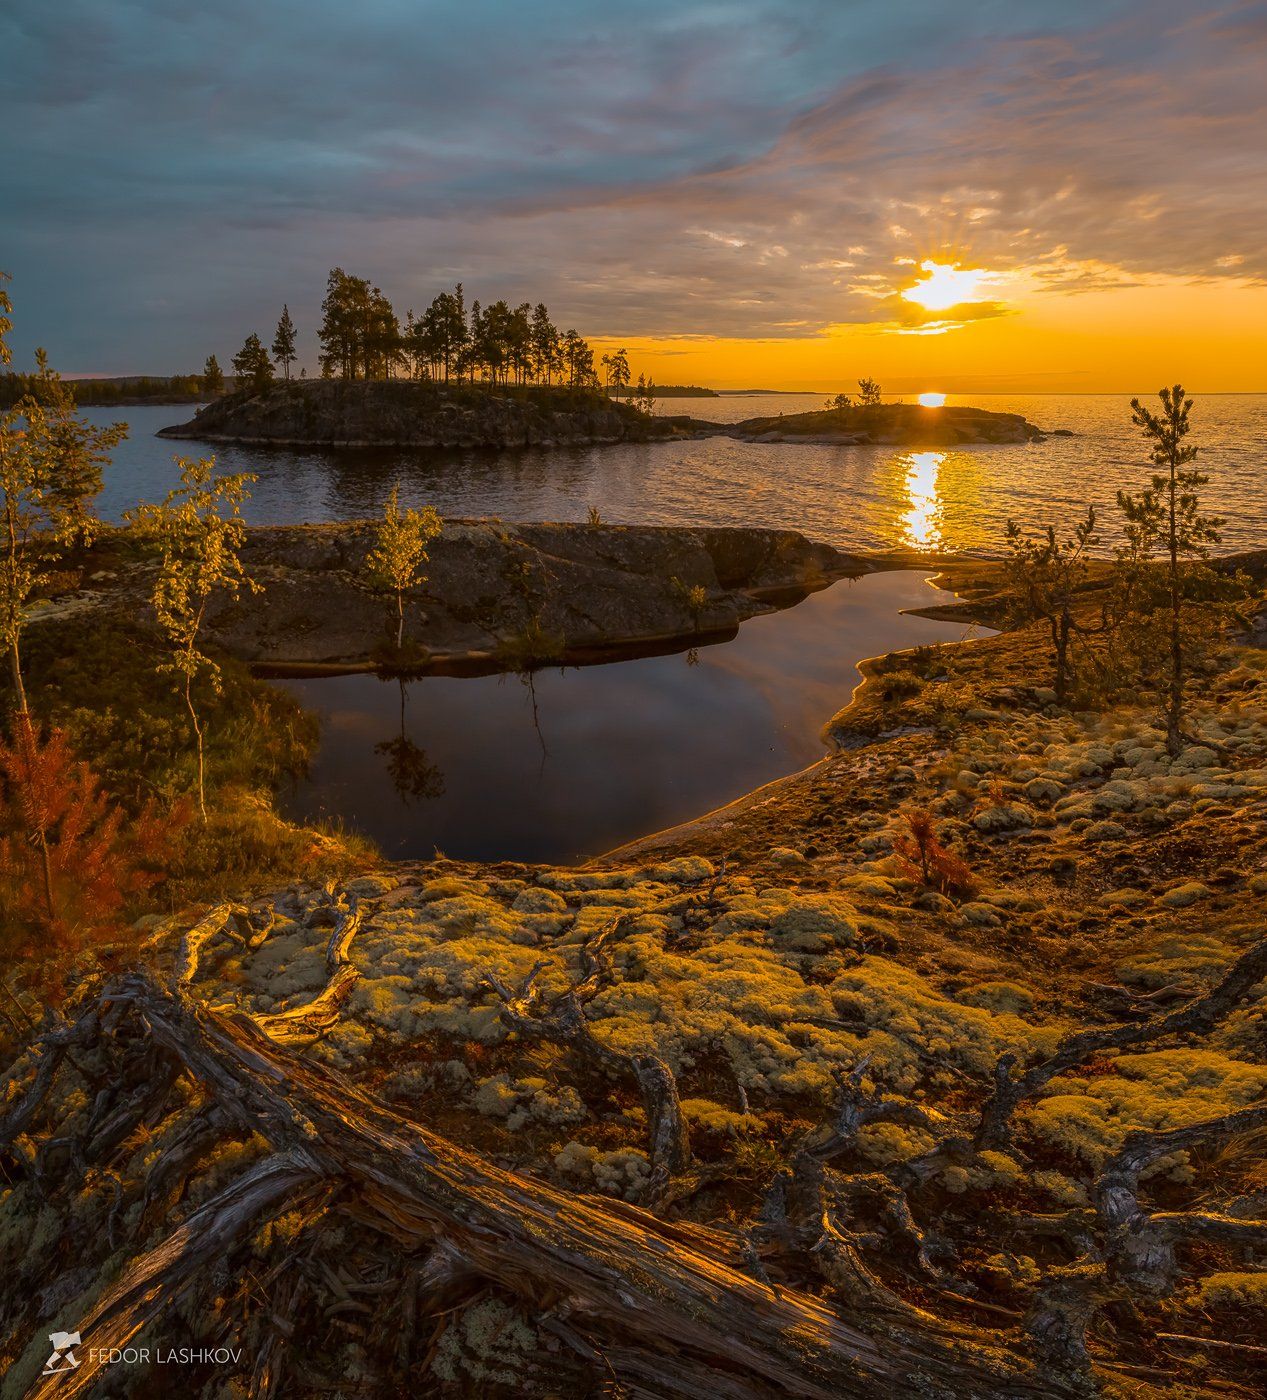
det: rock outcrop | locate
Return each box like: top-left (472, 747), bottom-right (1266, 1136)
top-left (68, 521), bottom-right (867, 671)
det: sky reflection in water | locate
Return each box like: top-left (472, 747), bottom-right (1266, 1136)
top-left (277, 571), bottom-right (986, 863)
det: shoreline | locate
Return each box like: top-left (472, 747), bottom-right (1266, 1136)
top-left (599, 568), bottom-right (998, 864)
top-left (38, 525), bottom-right (1267, 679)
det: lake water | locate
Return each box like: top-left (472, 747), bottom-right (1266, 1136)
top-left (277, 570), bottom-right (984, 863)
top-left (88, 393), bottom-right (1263, 861)
top-left (89, 392), bottom-right (1267, 556)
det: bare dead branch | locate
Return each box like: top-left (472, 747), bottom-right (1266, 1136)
top-left (976, 938), bottom-right (1267, 1148)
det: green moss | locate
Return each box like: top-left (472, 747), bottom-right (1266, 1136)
top-left (1024, 1050), bottom-right (1267, 1166)
top-left (1192, 1272), bottom-right (1267, 1309)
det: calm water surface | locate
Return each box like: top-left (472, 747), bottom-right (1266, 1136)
top-left (90, 393), bottom-right (1267, 555)
top-left (88, 394), bottom-right (1262, 860)
top-left (276, 571), bottom-right (985, 863)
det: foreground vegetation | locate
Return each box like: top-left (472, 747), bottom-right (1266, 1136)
top-left (2, 539), bottom-right (1265, 1395)
top-left (0, 282), bottom-right (374, 1001)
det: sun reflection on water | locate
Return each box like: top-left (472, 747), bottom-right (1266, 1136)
top-left (899, 451), bottom-right (945, 550)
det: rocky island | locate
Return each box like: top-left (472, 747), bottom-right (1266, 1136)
top-left (158, 380), bottom-right (686, 449)
top-left (726, 400), bottom-right (1048, 445)
top-left (157, 380), bottom-right (1050, 450)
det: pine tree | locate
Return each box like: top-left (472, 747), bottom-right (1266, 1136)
top-left (203, 354), bottom-right (225, 396)
top-left (271, 305), bottom-right (297, 381)
top-left (126, 456), bottom-right (258, 820)
top-left (366, 287), bottom-right (402, 379)
top-left (530, 303), bottom-right (559, 385)
top-left (601, 348), bottom-right (631, 396)
top-left (562, 329), bottom-right (596, 388)
top-left (1118, 386), bottom-right (1225, 754)
top-left (319, 268), bottom-right (362, 379)
top-left (1002, 508), bottom-right (1100, 702)
top-left (232, 333), bottom-right (273, 393)
top-left (633, 374), bottom-right (657, 416)
top-left (857, 377), bottom-right (882, 406)
top-left (31, 347), bottom-right (127, 550)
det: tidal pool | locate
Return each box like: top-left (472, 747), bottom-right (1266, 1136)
top-left (277, 570), bottom-right (987, 864)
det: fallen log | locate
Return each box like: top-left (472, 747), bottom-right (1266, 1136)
top-left (31, 974), bottom-right (1080, 1399)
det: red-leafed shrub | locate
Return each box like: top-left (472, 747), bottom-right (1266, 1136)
top-left (892, 807), bottom-right (977, 899)
top-left (0, 715), bottom-right (183, 958)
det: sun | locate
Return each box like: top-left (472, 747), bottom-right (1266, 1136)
top-left (918, 391), bottom-right (946, 407)
top-left (902, 260), bottom-right (990, 313)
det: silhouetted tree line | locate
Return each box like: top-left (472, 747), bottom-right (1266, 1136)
top-left (0, 372), bottom-right (208, 407)
top-left (221, 271), bottom-right (644, 394)
top-left (312, 268), bottom-right (609, 389)
top-left (223, 274), bottom-right (616, 393)
top-left (4, 271), bottom-right (644, 407)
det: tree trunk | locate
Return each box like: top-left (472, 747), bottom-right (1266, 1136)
top-left (32, 975), bottom-right (1076, 1400)
top-left (8, 688), bottom-right (57, 924)
top-left (184, 672), bottom-right (207, 822)
top-left (1166, 454), bottom-right (1183, 755)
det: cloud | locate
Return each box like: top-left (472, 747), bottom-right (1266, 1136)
top-left (2, 0), bottom-right (1263, 365)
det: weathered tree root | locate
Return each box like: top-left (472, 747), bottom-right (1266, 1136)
top-left (761, 939), bottom-right (1267, 1371)
top-left (256, 894), bottom-right (364, 1043)
top-left (6, 926), bottom-right (1265, 1396)
top-left (167, 889), bottom-right (365, 1047)
top-left (1096, 1104), bottom-right (1267, 1290)
top-left (18, 974), bottom-right (1072, 1400)
top-left (976, 937), bottom-right (1267, 1149)
top-left (486, 922), bottom-right (691, 1200)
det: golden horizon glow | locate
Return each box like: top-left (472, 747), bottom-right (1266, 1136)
top-left (902, 261), bottom-right (994, 313)
top-left (590, 271), bottom-right (1267, 393)
top-left (918, 391), bottom-right (946, 407)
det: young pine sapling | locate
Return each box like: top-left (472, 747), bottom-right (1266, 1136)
top-left (1118, 386), bottom-right (1225, 754)
top-left (1002, 506), bottom-right (1100, 703)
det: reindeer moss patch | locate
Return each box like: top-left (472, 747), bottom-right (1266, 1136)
top-left (1023, 1050), bottom-right (1267, 1166)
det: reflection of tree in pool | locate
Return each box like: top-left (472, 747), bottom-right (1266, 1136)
top-left (506, 668), bottom-right (550, 761)
top-left (374, 680), bottom-right (444, 805)
top-left (498, 620), bottom-right (565, 761)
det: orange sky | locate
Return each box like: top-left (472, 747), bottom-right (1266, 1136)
top-left (9, 3), bottom-right (1267, 386)
top-left (594, 272), bottom-right (1267, 394)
